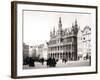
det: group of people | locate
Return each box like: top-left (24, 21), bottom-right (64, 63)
top-left (46, 57), bottom-right (57, 67)
top-left (62, 58), bottom-right (68, 63)
top-left (35, 57), bottom-right (57, 67)
top-left (23, 57), bottom-right (58, 67)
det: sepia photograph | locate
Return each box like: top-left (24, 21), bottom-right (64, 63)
top-left (23, 10), bottom-right (91, 69)
top-left (11, 1), bottom-right (97, 78)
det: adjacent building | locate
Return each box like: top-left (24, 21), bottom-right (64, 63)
top-left (29, 44), bottom-right (48, 59)
top-left (47, 17), bottom-right (78, 61)
top-left (77, 26), bottom-right (91, 60)
top-left (29, 45), bottom-right (38, 58)
top-left (23, 43), bottom-right (29, 59)
top-left (77, 28), bottom-right (83, 59)
top-left (38, 44), bottom-right (48, 59)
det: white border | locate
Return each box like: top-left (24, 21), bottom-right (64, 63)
top-left (17, 3), bottom-right (96, 76)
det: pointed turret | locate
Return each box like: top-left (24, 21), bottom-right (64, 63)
top-left (72, 23), bottom-right (74, 29)
top-left (57, 17), bottom-right (63, 37)
top-left (71, 23), bottom-right (74, 33)
top-left (75, 19), bottom-right (78, 27)
top-left (74, 19), bottom-right (78, 34)
top-left (53, 26), bottom-right (55, 35)
top-left (58, 17), bottom-right (62, 29)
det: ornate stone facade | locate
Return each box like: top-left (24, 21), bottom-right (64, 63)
top-left (29, 44), bottom-right (48, 59)
top-left (47, 17), bottom-right (78, 61)
top-left (78, 26), bottom-right (91, 59)
top-left (82, 26), bottom-right (91, 58)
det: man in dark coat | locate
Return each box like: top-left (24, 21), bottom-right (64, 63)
top-left (40, 58), bottom-right (44, 65)
top-left (46, 57), bottom-right (52, 67)
top-left (52, 58), bottom-right (56, 67)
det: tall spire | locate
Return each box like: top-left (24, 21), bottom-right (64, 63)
top-left (75, 18), bottom-right (78, 26)
top-left (74, 19), bottom-right (78, 34)
top-left (58, 17), bottom-right (62, 29)
top-left (72, 23), bottom-right (74, 31)
top-left (53, 26), bottom-right (55, 35)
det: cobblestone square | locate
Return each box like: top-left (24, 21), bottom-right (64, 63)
top-left (23, 60), bottom-right (90, 69)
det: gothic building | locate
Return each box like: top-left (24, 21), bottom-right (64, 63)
top-left (47, 17), bottom-right (78, 61)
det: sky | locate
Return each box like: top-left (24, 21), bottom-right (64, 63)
top-left (23, 10), bottom-right (91, 46)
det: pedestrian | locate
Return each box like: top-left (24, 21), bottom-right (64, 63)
top-left (41, 58), bottom-right (44, 65)
top-left (46, 57), bottom-right (52, 67)
top-left (52, 58), bottom-right (56, 67)
top-left (64, 59), bottom-right (67, 63)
